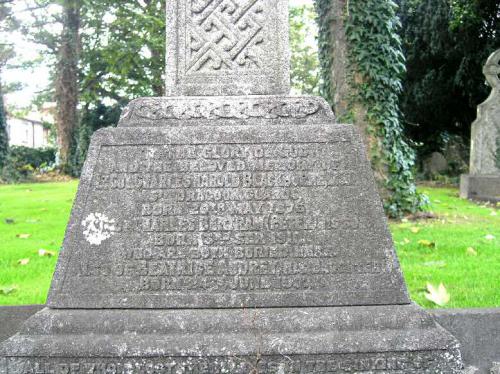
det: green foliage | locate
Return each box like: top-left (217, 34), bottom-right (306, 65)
top-left (69, 102), bottom-right (121, 176)
top-left (0, 93), bottom-right (8, 169)
top-left (399, 0), bottom-right (500, 157)
top-left (315, 0), bottom-right (425, 217)
top-left (63, 0), bottom-right (166, 175)
top-left (314, 0), bottom-right (334, 103)
top-left (290, 5), bottom-right (320, 95)
top-left (1, 146), bottom-right (56, 183)
top-left (80, 0), bottom-right (166, 104)
top-left (0, 1), bottom-right (17, 169)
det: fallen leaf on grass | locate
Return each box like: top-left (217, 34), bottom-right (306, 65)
top-left (466, 247), bottom-right (478, 256)
top-left (17, 258), bottom-right (30, 266)
top-left (16, 234), bottom-right (31, 239)
top-left (418, 239), bottom-right (436, 248)
top-left (491, 211), bottom-right (498, 216)
top-left (0, 286), bottom-right (17, 295)
top-left (26, 219), bottom-right (40, 224)
top-left (38, 249), bottom-right (56, 257)
top-left (399, 238), bottom-right (411, 245)
top-left (4, 218), bottom-right (15, 224)
top-left (410, 227), bottom-right (420, 234)
top-left (425, 283), bottom-right (450, 307)
top-left (485, 234), bottom-right (495, 241)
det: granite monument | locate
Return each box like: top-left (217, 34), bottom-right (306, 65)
top-left (1, 1), bottom-right (464, 372)
top-left (461, 48), bottom-right (500, 202)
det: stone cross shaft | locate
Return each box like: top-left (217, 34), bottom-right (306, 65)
top-left (166, 0), bottom-right (290, 96)
top-left (460, 49), bottom-right (500, 202)
top-left (470, 49), bottom-right (500, 175)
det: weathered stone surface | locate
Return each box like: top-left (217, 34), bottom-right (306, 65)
top-left (470, 49), bottom-right (500, 175)
top-left (460, 174), bottom-right (500, 202)
top-left (423, 152), bottom-right (448, 176)
top-left (119, 96), bottom-right (334, 127)
top-left (1, 305), bottom-right (463, 373)
top-left (461, 49), bottom-right (500, 202)
top-left (7, 306), bottom-right (500, 371)
top-left (0, 306), bottom-right (43, 344)
top-left (433, 309), bottom-right (500, 374)
top-left (165, 0), bottom-right (290, 96)
top-left (47, 112), bottom-right (409, 309)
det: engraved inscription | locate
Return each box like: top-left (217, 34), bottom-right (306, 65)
top-left (187, 0), bottom-right (266, 73)
top-left (64, 140), bottom-right (396, 299)
top-left (7, 352), bottom-right (450, 374)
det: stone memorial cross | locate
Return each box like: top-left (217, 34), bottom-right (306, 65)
top-left (1, 1), bottom-right (464, 372)
top-left (166, 0), bottom-right (290, 96)
top-left (461, 49), bottom-right (500, 202)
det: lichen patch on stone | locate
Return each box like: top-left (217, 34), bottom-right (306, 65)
top-left (82, 213), bottom-right (116, 246)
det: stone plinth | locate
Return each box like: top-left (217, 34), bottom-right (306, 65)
top-left (461, 49), bottom-right (500, 202)
top-left (460, 174), bottom-right (500, 203)
top-left (46, 98), bottom-right (408, 310)
top-left (1, 97), bottom-right (463, 373)
top-left (1, 305), bottom-right (461, 373)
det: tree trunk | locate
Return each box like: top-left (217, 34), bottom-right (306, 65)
top-left (0, 75), bottom-right (9, 169)
top-left (150, 45), bottom-right (165, 96)
top-left (55, 0), bottom-right (81, 172)
top-left (316, 0), bottom-right (387, 195)
top-left (318, 0), bottom-right (373, 154)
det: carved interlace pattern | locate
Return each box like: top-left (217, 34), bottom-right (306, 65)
top-left (125, 99), bottom-right (322, 121)
top-left (187, 0), bottom-right (266, 73)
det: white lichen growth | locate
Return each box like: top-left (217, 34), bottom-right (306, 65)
top-left (82, 212), bottom-right (116, 245)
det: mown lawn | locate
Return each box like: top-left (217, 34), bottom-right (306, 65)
top-left (0, 181), bottom-right (498, 308)
top-left (0, 181), bottom-right (78, 305)
top-left (391, 186), bottom-right (499, 309)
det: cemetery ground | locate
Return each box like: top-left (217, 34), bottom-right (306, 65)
top-left (0, 181), bottom-right (498, 308)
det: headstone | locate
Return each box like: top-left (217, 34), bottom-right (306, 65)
top-left (461, 49), bottom-right (500, 202)
top-left (423, 152), bottom-right (448, 177)
top-left (1, 1), bottom-right (464, 372)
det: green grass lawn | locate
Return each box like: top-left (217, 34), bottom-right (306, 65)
top-left (0, 181), bottom-right (79, 305)
top-left (391, 186), bottom-right (499, 309)
top-left (0, 181), bottom-right (498, 308)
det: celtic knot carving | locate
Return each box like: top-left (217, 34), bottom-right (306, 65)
top-left (129, 99), bottom-right (322, 121)
top-left (187, 0), bottom-right (266, 73)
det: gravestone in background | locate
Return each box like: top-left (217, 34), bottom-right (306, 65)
top-left (461, 49), bottom-right (500, 202)
top-left (2, 1), bottom-right (463, 372)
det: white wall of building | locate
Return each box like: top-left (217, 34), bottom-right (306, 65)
top-left (6, 117), bottom-right (50, 148)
